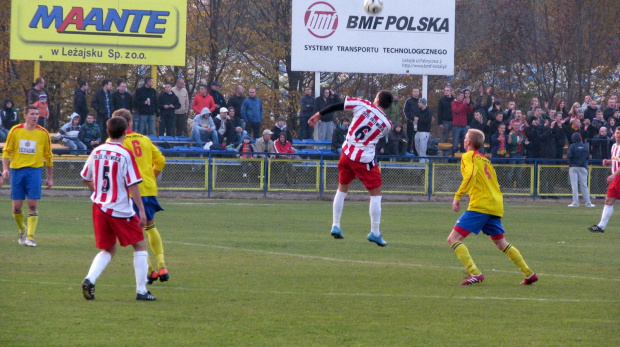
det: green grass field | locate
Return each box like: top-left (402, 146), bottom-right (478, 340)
top-left (0, 197), bottom-right (618, 346)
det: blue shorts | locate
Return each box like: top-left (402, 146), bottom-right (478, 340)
top-left (10, 167), bottom-right (43, 200)
top-left (132, 196), bottom-right (164, 221)
top-left (454, 210), bottom-right (505, 239)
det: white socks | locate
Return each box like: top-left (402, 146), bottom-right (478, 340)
top-left (85, 251), bottom-right (112, 284)
top-left (332, 190), bottom-right (347, 228)
top-left (598, 205), bottom-right (614, 229)
top-left (134, 251), bottom-right (149, 294)
top-left (369, 195), bottom-right (382, 236)
top-left (333, 191), bottom-right (382, 237)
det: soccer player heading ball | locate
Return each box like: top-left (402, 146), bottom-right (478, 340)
top-left (309, 90), bottom-right (393, 246)
top-left (447, 128), bottom-right (538, 285)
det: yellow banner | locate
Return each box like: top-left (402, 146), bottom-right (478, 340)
top-left (10, 0), bottom-right (187, 65)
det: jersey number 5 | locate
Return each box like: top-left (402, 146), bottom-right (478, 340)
top-left (101, 165), bottom-right (110, 193)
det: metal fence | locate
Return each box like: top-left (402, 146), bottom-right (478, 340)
top-left (0, 154), bottom-right (611, 199)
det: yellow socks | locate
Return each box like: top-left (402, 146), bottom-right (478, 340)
top-left (451, 241), bottom-right (481, 275)
top-left (27, 214), bottom-right (38, 240)
top-left (13, 211), bottom-right (26, 232)
top-left (502, 243), bottom-right (534, 277)
top-left (145, 224), bottom-right (166, 269)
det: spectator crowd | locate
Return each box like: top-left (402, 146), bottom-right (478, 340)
top-left (1, 77), bottom-right (618, 163)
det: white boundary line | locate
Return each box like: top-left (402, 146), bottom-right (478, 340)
top-left (0, 278), bottom-right (617, 303)
top-left (168, 241), bottom-right (620, 283)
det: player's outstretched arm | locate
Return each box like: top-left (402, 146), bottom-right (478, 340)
top-left (309, 102), bottom-right (345, 127)
top-left (308, 112), bottom-right (321, 127)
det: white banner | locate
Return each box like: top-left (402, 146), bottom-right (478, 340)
top-left (292, 0), bottom-right (455, 75)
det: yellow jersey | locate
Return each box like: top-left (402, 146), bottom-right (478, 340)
top-left (2, 124), bottom-right (53, 169)
top-left (454, 150), bottom-right (504, 217)
top-left (121, 130), bottom-right (166, 196)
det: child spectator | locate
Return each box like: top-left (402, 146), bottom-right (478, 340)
top-left (33, 94), bottom-right (49, 128)
top-left (236, 135), bottom-right (257, 178)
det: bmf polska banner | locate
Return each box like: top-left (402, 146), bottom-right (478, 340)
top-left (10, 0), bottom-right (187, 66)
top-left (291, 0), bottom-right (455, 75)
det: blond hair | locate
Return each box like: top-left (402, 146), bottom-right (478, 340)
top-left (467, 129), bottom-right (485, 150)
top-left (112, 108), bottom-right (133, 125)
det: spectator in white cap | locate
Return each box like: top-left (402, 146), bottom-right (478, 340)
top-left (214, 107), bottom-right (236, 147)
top-left (192, 107), bottom-right (219, 147)
top-left (254, 129), bottom-right (275, 158)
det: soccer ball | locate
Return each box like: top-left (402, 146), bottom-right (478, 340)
top-left (364, 0), bottom-right (383, 15)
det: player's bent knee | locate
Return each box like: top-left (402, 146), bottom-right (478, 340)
top-left (447, 230), bottom-right (463, 245)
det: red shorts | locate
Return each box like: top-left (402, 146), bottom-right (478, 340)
top-left (607, 175), bottom-right (620, 200)
top-left (92, 204), bottom-right (144, 250)
top-left (338, 153), bottom-right (382, 191)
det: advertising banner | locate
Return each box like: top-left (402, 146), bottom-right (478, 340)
top-left (292, 0), bottom-right (455, 75)
top-left (10, 0), bottom-right (187, 66)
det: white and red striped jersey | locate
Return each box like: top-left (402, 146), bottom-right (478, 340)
top-left (341, 97), bottom-right (392, 163)
top-left (81, 142), bottom-right (142, 218)
top-left (611, 143), bottom-right (620, 174)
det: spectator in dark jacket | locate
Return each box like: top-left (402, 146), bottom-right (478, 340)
top-left (539, 119), bottom-right (556, 159)
top-left (468, 110), bottom-right (487, 153)
top-left (134, 77), bottom-right (158, 135)
top-left (111, 81), bottom-right (133, 114)
top-left (415, 98), bottom-right (432, 161)
top-left (564, 118), bottom-right (588, 146)
top-left (331, 117), bottom-right (349, 153)
top-left (437, 85), bottom-right (455, 142)
top-left (591, 126), bottom-right (612, 160)
top-left (271, 117), bottom-right (292, 143)
top-left (209, 81), bottom-right (227, 118)
top-left (90, 79), bottom-right (113, 140)
top-left (525, 116), bottom-right (543, 158)
top-left (158, 82), bottom-right (181, 136)
top-left (567, 133), bottom-right (594, 207)
top-left (313, 88), bottom-right (340, 141)
top-left (582, 118), bottom-right (597, 145)
top-left (299, 87), bottom-right (315, 139)
top-left (388, 123), bottom-right (408, 157)
top-left (487, 112), bottom-right (506, 143)
top-left (0, 99), bottom-right (19, 139)
top-left (551, 113), bottom-right (567, 159)
top-left (227, 85), bottom-right (246, 130)
top-left (27, 77), bottom-right (47, 105)
top-left (78, 114), bottom-right (101, 150)
top-left (490, 123), bottom-right (508, 159)
top-left (403, 88), bottom-right (420, 152)
top-left (214, 107), bottom-right (236, 146)
top-left (74, 81), bottom-right (89, 124)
